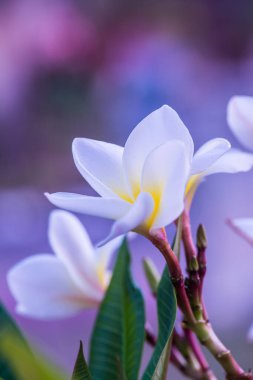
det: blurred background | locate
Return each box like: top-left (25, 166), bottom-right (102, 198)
top-left (1, 0), bottom-right (253, 378)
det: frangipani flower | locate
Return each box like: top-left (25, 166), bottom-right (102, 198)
top-left (46, 105), bottom-right (253, 243)
top-left (7, 210), bottom-right (122, 319)
top-left (227, 96), bottom-right (253, 151)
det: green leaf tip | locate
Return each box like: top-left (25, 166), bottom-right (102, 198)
top-left (71, 341), bottom-right (92, 380)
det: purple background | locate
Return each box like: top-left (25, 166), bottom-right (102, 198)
top-left (0, 1), bottom-right (253, 378)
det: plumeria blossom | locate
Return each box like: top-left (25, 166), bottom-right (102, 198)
top-left (227, 96), bottom-right (253, 151)
top-left (7, 210), bottom-right (123, 319)
top-left (227, 97), bottom-right (253, 342)
top-left (46, 105), bottom-right (253, 244)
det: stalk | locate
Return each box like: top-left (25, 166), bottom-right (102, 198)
top-left (149, 229), bottom-right (215, 380)
top-left (145, 323), bottom-right (215, 380)
top-left (149, 214), bottom-right (253, 379)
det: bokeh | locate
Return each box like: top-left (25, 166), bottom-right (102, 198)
top-left (1, 0), bottom-right (253, 378)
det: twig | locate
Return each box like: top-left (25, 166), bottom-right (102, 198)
top-left (196, 224), bottom-right (208, 321)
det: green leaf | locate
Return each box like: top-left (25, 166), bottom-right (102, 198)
top-left (0, 335), bottom-right (67, 380)
top-left (142, 235), bottom-right (179, 380)
top-left (0, 302), bottom-right (28, 380)
top-left (72, 341), bottom-right (92, 380)
top-left (0, 302), bottom-right (66, 380)
top-left (89, 239), bottom-right (145, 380)
top-left (142, 257), bottom-right (160, 295)
top-left (115, 357), bottom-right (127, 380)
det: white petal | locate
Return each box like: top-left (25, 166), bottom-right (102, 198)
top-left (7, 255), bottom-right (102, 320)
top-left (73, 138), bottom-right (130, 199)
top-left (141, 140), bottom-right (190, 229)
top-left (45, 192), bottom-right (131, 220)
top-left (204, 149), bottom-right (253, 176)
top-left (99, 192), bottom-right (154, 245)
top-left (248, 323), bottom-right (253, 342)
top-left (227, 96), bottom-right (253, 150)
top-left (230, 218), bottom-right (253, 241)
top-left (123, 105), bottom-right (194, 196)
top-left (48, 210), bottom-right (104, 295)
top-left (191, 138), bottom-right (231, 174)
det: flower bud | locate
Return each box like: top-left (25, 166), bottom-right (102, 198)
top-left (197, 224), bottom-right (207, 250)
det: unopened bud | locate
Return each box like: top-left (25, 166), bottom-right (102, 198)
top-left (189, 257), bottom-right (199, 272)
top-left (197, 224), bottom-right (207, 250)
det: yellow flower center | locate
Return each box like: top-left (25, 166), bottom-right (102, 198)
top-left (185, 174), bottom-right (202, 208)
top-left (96, 264), bottom-right (108, 289)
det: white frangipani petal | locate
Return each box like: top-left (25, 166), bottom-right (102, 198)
top-left (72, 138), bottom-right (130, 199)
top-left (45, 192), bottom-right (131, 220)
top-left (204, 149), bottom-right (253, 176)
top-left (230, 218), bottom-right (253, 242)
top-left (48, 210), bottom-right (104, 296)
top-left (7, 255), bottom-right (100, 320)
top-left (99, 192), bottom-right (154, 246)
top-left (123, 105), bottom-right (194, 196)
top-left (8, 210), bottom-right (124, 320)
top-left (191, 138), bottom-right (231, 175)
top-left (141, 140), bottom-right (190, 229)
top-left (227, 96), bottom-right (253, 150)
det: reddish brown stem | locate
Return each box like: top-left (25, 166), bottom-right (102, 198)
top-left (184, 328), bottom-right (210, 373)
top-left (149, 225), bottom-right (253, 380)
top-left (148, 229), bottom-right (196, 326)
top-left (171, 347), bottom-right (212, 380)
top-left (182, 211), bottom-right (204, 320)
top-left (197, 226), bottom-right (208, 321)
top-left (182, 210), bottom-right (198, 265)
top-left (180, 215), bottom-right (252, 379)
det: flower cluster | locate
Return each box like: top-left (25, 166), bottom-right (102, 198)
top-left (227, 95), bottom-right (253, 341)
top-left (8, 103), bottom-right (253, 320)
top-left (7, 101), bottom-right (253, 380)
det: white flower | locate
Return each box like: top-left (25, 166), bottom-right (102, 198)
top-left (46, 105), bottom-right (253, 243)
top-left (185, 146), bottom-right (253, 208)
top-left (7, 210), bottom-right (122, 320)
top-left (227, 96), bottom-right (253, 151)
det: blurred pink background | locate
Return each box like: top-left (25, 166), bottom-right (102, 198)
top-left (1, 1), bottom-right (253, 378)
